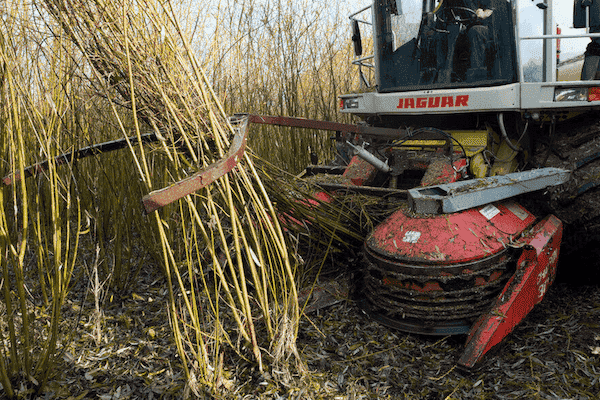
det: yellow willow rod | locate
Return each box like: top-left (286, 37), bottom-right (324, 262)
top-left (153, 211), bottom-right (191, 379)
top-left (0, 26), bottom-right (20, 389)
top-left (36, 198), bottom-right (73, 358)
top-left (33, 192), bottom-right (49, 306)
top-left (0, 209), bottom-right (14, 397)
top-left (77, 53), bottom-right (147, 186)
top-left (64, 195), bottom-right (82, 298)
top-left (37, 198), bottom-right (82, 388)
top-left (174, 42), bottom-right (227, 156)
top-left (174, 317), bottom-right (203, 367)
top-left (223, 174), bottom-right (263, 371)
top-left (230, 176), bottom-right (274, 326)
top-left (182, 197), bottom-right (252, 371)
top-left (177, 200), bottom-right (211, 375)
top-left (163, 1), bottom-right (235, 137)
top-left (255, 217), bottom-right (287, 306)
top-left (178, 201), bottom-right (200, 321)
top-left (207, 109), bottom-right (227, 156)
top-left (188, 212), bottom-right (223, 337)
top-left (123, 5), bottom-right (153, 188)
top-left (236, 203), bottom-right (293, 312)
top-left (8, 65), bottom-right (34, 375)
top-left (185, 194), bottom-right (251, 345)
top-left (233, 164), bottom-right (292, 251)
top-left (243, 157), bottom-right (299, 327)
top-left (156, 215), bottom-right (205, 341)
top-left (239, 159), bottom-right (291, 257)
top-left (158, 189), bottom-right (253, 357)
top-left (2, 103), bottom-right (20, 379)
top-left (168, 305), bottom-right (194, 381)
top-left (184, 198), bottom-right (222, 319)
top-left (145, 1), bottom-right (213, 93)
top-left (163, 3), bottom-right (233, 156)
top-left (186, 218), bottom-right (243, 365)
top-left (234, 164), bottom-right (293, 291)
top-left (148, 39), bottom-right (204, 133)
top-left (206, 189), bottom-right (254, 337)
top-left (195, 250), bottom-right (237, 364)
top-left (149, 119), bottom-right (175, 163)
top-left (255, 219), bottom-right (282, 302)
top-left (229, 183), bottom-right (274, 337)
top-left (145, 72), bottom-right (199, 164)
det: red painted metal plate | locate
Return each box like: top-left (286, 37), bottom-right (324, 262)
top-left (420, 158), bottom-right (467, 187)
top-left (366, 201), bottom-right (536, 265)
top-left (342, 155), bottom-right (378, 186)
top-left (458, 214), bottom-right (563, 368)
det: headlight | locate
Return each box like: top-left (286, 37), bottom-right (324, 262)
top-left (341, 97), bottom-right (360, 109)
top-left (554, 87), bottom-right (588, 102)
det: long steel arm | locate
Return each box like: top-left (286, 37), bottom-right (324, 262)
top-left (2, 132), bottom-right (158, 185)
top-left (408, 168), bottom-right (572, 214)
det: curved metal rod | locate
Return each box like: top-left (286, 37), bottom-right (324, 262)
top-left (141, 116), bottom-right (249, 213)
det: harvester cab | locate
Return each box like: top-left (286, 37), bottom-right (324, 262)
top-left (332, 0), bottom-right (600, 368)
top-left (368, 0), bottom-right (517, 90)
top-left (343, 0), bottom-right (600, 125)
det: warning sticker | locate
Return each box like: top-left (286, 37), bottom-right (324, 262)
top-left (480, 204), bottom-right (501, 220)
top-left (403, 231), bottom-right (421, 244)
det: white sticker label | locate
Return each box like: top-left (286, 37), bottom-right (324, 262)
top-left (506, 202), bottom-right (528, 220)
top-left (403, 231), bottom-right (421, 244)
top-left (480, 204), bottom-right (501, 220)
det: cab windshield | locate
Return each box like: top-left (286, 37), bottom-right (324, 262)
top-left (375, 0), bottom-right (518, 92)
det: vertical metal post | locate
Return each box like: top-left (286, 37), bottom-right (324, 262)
top-left (542, 0), bottom-right (556, 82)
top-left (373, 2), bottom-right (382, 89)
top-left (514, 0), bottom-right (524, 82)
top-left (587, 4), bottom-right (590, 33)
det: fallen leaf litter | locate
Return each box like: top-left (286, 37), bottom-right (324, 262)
top-left (36, 263), bottom-right (600, 399)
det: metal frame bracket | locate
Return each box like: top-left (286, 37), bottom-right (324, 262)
top-left (408, 167), bottom-right (571, 214)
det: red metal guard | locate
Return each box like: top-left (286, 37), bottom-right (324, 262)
top-left (458, 214), bottom-right (563, 368)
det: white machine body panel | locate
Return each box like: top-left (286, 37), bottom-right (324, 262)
top-left (341, 81), bottom-right (600, 116)
top-left (521, 81), bottom-right (600, 111)
top-left (340, 84), bottom-right (521, 116)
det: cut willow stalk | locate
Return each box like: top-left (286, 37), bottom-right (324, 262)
top-left (123, 7), bottom-right (153, 189)
top-left (224, 175), bottom-right (263, 369)
top-left (177, 201), bottom-right (211, 379)
top-left (5, 48), bottom-right (34, 378)
top-left (40, 0), bottom-right (304, 392)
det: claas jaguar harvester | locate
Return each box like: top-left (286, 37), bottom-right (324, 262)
top-left (245, 0), bottom-right (600, 369)
top-left (329, 0), bottom-right (600, 368)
